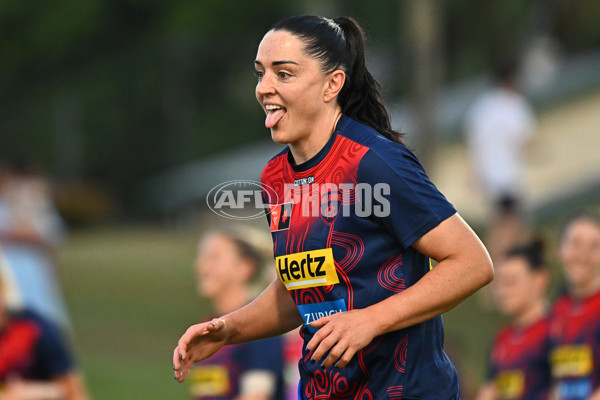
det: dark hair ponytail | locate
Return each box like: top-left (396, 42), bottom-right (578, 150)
top-left (333, 17), bottom-right (403, 143)
top-left (270, 15), bottom-right (404, 144)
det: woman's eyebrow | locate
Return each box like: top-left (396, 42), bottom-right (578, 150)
top-left (254, 60), bottom-right (299, 67)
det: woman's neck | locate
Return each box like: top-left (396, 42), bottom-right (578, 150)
top-left (571, 274), bottom-right (600, 299)
top-left (288, 108), bottom-right (342, 165)
top-left (514, 299), bottom-right (547, 328)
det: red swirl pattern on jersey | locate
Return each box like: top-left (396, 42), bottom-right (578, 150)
top-left (377, 254), bottom-right (406, 293)
top-left (296, 288), bottom-right (327, 306)
top-left (393, 335), bottom-right (409, 373)
top-left (261, 155), bottom-right (290, 198)
top-left (331, 231), bottom-right (363, 273)
top-left (304, 370), bottom-right (371, 400)
top-left (387, 385), bottom-right (404, 400)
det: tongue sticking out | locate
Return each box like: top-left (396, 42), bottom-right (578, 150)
top-left (265, 108), bottom-right (286, 129)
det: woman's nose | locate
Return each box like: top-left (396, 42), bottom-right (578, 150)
top-left (256, 72), bottom-right (275, 95)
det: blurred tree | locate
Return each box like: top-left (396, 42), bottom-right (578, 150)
top-left (402, 0), bottom-right (444, 169)
top-left (0, 1), bottom-right (300, 205)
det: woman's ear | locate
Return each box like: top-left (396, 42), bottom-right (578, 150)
top-left (323, 70), bottom-right (346, 103)
top-left (534, 269), bottom-right (551, 295)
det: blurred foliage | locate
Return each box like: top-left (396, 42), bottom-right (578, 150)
top-left (1, 0), bottom-right (600, 215)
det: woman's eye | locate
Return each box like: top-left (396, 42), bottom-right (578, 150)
top-left (277, 71), bottom-right (291, 79)
top-left (254, 70), bottom-right (264, 80)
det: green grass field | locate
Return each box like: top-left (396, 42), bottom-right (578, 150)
top-left (57, 226), bottom-right (210, 399)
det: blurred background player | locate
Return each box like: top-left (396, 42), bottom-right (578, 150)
top-left (549, 212), bottom-right (600, 400)
top-left (0, 156), bottom-right (72, 335)
top-left (476, 239), bottom-right (551, 400)
top-left (0, 248), bottom-right (90, 400)
top-left (464, 55), bottom-right (537, 263)
top-left (188, 228), bottom-right (287, 400)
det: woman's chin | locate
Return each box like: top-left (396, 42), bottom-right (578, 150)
top-left (565, 266), bottom-right (594, 288)
top-left (270, 129), bottom-right (292, 145)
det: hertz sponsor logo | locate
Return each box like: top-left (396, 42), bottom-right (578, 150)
top-left (189, 365), bottom-right (230, 397)
top-left (551, 345), bottom-right (593, 378)
top-left (495, 370), bottom-right (524, 399)
top-left (276, 248), bottom-right (339, 290)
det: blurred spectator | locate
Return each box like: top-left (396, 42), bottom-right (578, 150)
top-left (0, 253), bottom-right (90, 400)
top-left (548, 212), bottom-right (600, 400)
top-left (0, 246), bottom-right (21, 311)
top-left (476, 239), bottom-right (552, 400)
top-left (0, 157), bottom-right (72, 335)
top-left (464, 56), bottom-right (537, 262)
top-left (188, 228), bottom-right (289, 400)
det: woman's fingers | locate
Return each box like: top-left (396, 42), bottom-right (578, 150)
top-left (319, 341), bottom-right (349, 369)
top-left (206, 317), bottom-right (228, 335)
top-left (332, 346), bottom-right (356, 369)
top-left (306, 317), bottom-right (334, 361)
top-left (172, 320), bottom-right (230, 382)
top-left (173, 345), bottom-right (192, 382)
top-left (172, 323), bottom-right (208, 382)
top-left (310, 331), bottom-right (339, 364)
top-left (307, 315), bottom-right (347, 367)
top-left (308, 314), bottom-right (332, 330)
top-left (306, 310), bottom-right (376, 369)
top-left (173, 347), bottom-right (181, 371)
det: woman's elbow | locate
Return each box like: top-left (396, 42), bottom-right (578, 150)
top-left (476, 253), bottom-right (494, 288)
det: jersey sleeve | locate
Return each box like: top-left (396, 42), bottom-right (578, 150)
top-left (485, 340), bottom-right (498, 382)
top-left (34, 316), bottom-right (74, 379)
top-left (238, 336), bottom-right (284, 373)
top-left (595, 322), bottom-right (600, 387)
top-left (357, 147), bottom-right (456, 249)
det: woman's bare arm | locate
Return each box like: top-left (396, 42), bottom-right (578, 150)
top-left (173, 278), bottom-right (302, 382)
top-left (308, 213), bottom-right (494, 368)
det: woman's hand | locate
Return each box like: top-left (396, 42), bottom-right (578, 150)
top-left (306, 309), bottom-right (380, 369)
top-left (173, 318), bottom-right (229, 383)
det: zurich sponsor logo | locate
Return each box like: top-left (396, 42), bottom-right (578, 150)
top-left (297, 299), bottom-right (347, 333)
top-left (558, 379), bottom-right (591, 400)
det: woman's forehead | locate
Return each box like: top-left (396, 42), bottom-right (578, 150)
top-left (565, 219), bottom-right (600, 240)
top-left (256, 30), bottom-right (306, 61)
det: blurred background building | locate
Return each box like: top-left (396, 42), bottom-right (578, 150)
top-left (2, 0), bottom-right (600, 398)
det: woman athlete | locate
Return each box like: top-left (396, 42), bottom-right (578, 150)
top-left (174, 15), bottom-right (493, 399)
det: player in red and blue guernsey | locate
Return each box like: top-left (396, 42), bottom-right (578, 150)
top-left (188, 231), bottom-right (285, 400)
top-left (0, 272), bottom-right (89, 399)
top-left (262, 113), bottom-right (463, 399)
top-left (548, 213), bottom-right (600, 400)
top-left (477, 240), bottom-right (552, 400)
top-left (174, 15), bottom-right (494, 399)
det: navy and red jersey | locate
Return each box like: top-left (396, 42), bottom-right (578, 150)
top-left (548, 289), bottom-right (600, 400)
top-left (0, 309), bottom-right (73, 382)
top-left (261, 115), bottom-right (459, 399)
top-left (486, 317), bottom-right (551, 400)
top-left (189, 332), bottom-right (285, 400)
